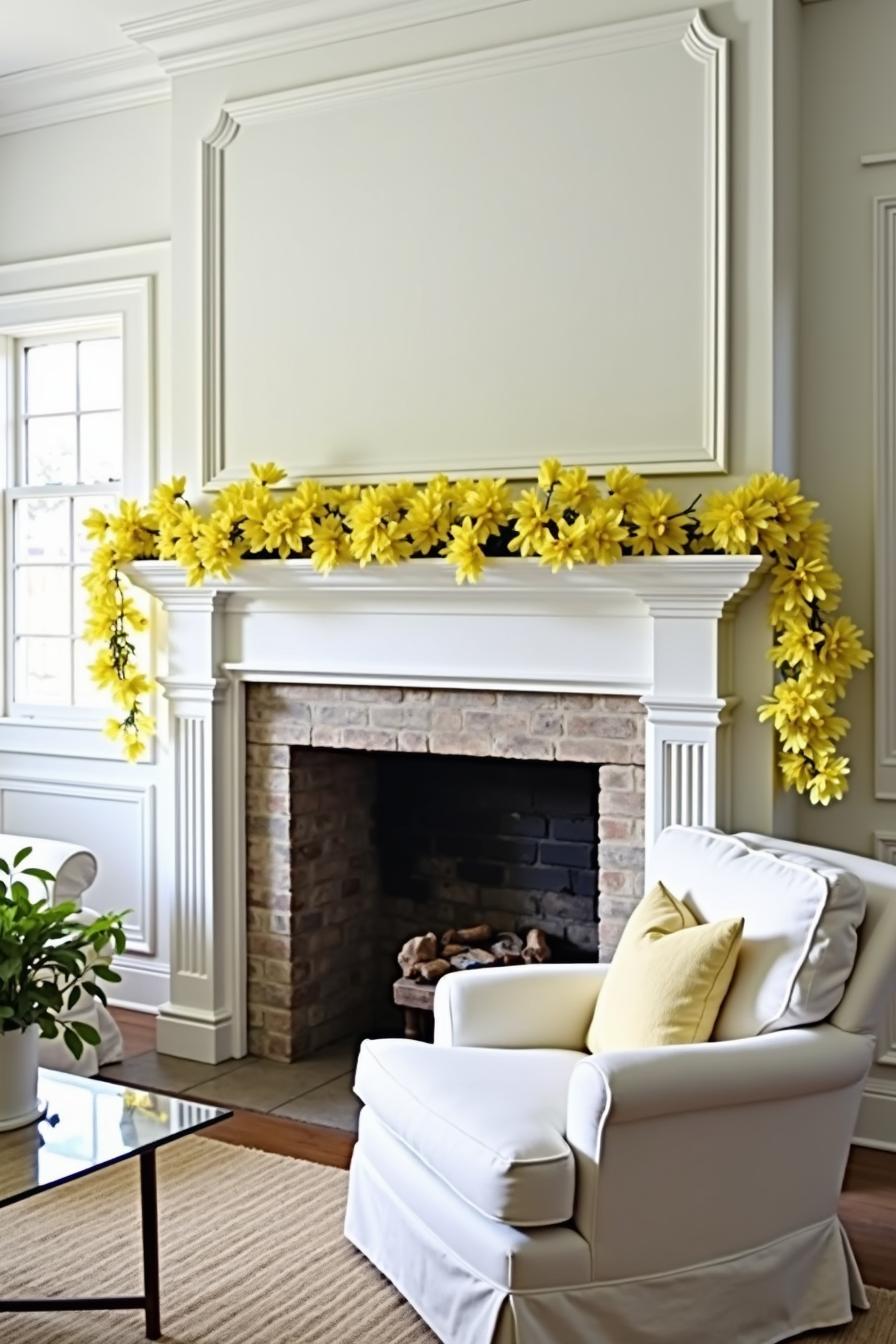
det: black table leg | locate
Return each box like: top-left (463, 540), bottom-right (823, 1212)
top-left (140, 1149), bottom-right (161, 1340)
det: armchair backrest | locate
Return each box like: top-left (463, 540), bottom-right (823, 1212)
top-left (0, 831), bottom-right (97, 910)
top-left (737, 833), bottom-right (896, 1039)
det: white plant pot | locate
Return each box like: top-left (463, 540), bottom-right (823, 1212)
top-left (0, 1024), bottom-right (42, 1131)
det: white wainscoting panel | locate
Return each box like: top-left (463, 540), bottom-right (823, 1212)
top-left (0, 777), bottom-right (156, 956)
top-left (205, 8), bottom-right (729, 485)
top-left (875, 198), bottom-right (896, 798)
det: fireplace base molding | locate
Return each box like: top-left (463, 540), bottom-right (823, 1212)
top-left (128, 555), bottom-right (763, 1062)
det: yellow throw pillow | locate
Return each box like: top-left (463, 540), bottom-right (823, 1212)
top-left (586, 882), bottom-right (744, 1053)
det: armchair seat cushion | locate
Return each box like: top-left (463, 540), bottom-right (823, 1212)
top-left (353, 1038), bottom-right (582, 1226)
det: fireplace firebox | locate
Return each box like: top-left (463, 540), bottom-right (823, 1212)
top-left (246, 682), bottom-right (645, 1061)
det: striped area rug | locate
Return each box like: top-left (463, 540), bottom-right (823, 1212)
top-left (0, 1136), bottom-right (891, 1343)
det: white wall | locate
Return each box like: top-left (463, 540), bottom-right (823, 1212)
top-left (796, 0), bottom-right (896, 1145)
top-left (0, 102), bottom-right (170, 264)
top-left (0, 101), bottom-right (172, 1010)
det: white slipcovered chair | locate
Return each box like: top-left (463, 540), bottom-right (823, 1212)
top-left (0, 832), bottom-right (124, 1077)
top-left (346, 827), bottom-right (896, 1344)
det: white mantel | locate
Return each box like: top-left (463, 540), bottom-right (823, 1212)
top-left (129, 554), bottom-right (764, 1062)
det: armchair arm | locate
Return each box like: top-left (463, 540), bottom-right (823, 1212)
top-left (433, 962), bottom-right (609, 1049)
top-left (567, 1024), bottom-right (874, 1143)
top-left (566, 1025), bottom-right (875, 1278)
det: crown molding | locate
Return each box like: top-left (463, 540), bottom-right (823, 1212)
top-left (0, 46), bottom-right (169, 138)
top-left (123, 0), bottom-right (525, 75)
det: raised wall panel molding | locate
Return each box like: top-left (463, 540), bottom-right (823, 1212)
top-left (125, 0), bottom-right (527, 76)
top-left (875, 831), bottom-right (896, 865)
top-left (0, 777), bottom-right (156, 955)
top-left (873, 833), bottom-right (896, 1069)
top-left (0, 47), bottom-right (169, 138)
top-left (200, 7), bottom-right (730, 487)
top-left (874, 198), bottom-right (896, 798)
top-left (682, 11), bottom-right (729, 469)
top-left (201, 112), bottom-right (240, 493)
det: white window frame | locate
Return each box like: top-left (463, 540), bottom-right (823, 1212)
top-left (0, 275), bottom-right (155, 755)
top-left (8, 318), bottom-right (123, 721)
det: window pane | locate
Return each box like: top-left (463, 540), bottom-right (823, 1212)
top-left (79, 411), bottom-right (122, 484)
top-left (78, 339), bottom-right (121, 411)
top-left (73, 565), bottom-right (90, 631)
top-left (27, 414), bottom-right (77, 484)
top-left (73, 495), bottom-right (116, 560)
top-left (15, 567), bottom-right (71, 636)
top-left (73, 640), bottom-right (106, 708)
top-left (15, 637), bottom-right (72, 705)
top-left (26, 343), bottom-right (76, 414)
top-left (14, 497), bottom-right (70, 563)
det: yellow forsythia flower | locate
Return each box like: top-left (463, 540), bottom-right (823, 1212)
top-left (553, 467), bottom-right (599, 514)
top-left (769, 557), bottom-right (841, 621)
top-left (537, 515), bottom-right (591, 571)
top-left (778, 752), bottom-right (814, 794)
top-left (604, 466), bottom-right (646, 506)
top-left (444, 517), bottom-right (486, 584)
top-left (586, 499), bottom-right (629, 566)
top-left (757, 674), bottom-right (829, 753)
top-left (698, 485), bottom-right (774, 555)
top-left (537, 458), bottom-right (563, 491)
top-left (748, 473), bottom-right (815, 551)
top-left (628, 489), bottom-right (688, 556)
top-left (250, 461), bottom-right (288, 486)
top-left (460, 478), bottom-right (512, 541)
top-left (813, 617), bottom-right (872, 694)
top-left (807, 755), bottom-right (850, 806)
top-left (508, 490), bottom-right (556, 557)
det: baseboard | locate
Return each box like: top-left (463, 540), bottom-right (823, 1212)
top-left (110, 957), bottom-right (170, 1012)
top-left (108, 997), bottom-right (159, 1015)
top-left (854, 1080), bottom-right (896, 1150)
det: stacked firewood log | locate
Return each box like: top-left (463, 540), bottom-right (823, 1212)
top-left (397, 923), bottom-right (551, 983)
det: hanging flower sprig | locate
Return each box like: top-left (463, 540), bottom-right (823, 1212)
top-left (82, 461), bottom-right (870, 800)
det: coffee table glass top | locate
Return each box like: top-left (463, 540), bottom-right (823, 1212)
top-left (0, 1069), bottom-right (229, 1209)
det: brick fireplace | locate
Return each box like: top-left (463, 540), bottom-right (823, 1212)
top-left (128, 554), bottom-right (762, 1063)
top-left (246, 684), bottom-right (645, 1060)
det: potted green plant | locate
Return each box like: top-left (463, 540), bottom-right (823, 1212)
top-left (0, 845), bottom-right (126, 1131)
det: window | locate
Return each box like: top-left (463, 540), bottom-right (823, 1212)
top-left (8, 326), bottom-right (123, 715)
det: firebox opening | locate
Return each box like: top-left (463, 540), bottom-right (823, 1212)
top-left (246, 682), bottom-right (645, 1064)
top-left (265, 748), bottom-right (599, 1059)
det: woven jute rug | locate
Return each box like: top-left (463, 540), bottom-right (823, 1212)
top-left (0, 1136), bottom-right (892, 1343)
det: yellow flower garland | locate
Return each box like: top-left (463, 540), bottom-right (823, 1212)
top-left (83, 462), bottom-right (871, 802)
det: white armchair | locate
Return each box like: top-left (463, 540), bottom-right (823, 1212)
top-left (0, 832), bottom-right (124, 1078)
top-left (345, 830), bottom-right (896, 1344)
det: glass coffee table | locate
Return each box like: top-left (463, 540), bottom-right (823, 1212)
top-left (0, 1068), bottom-right (230, 1339)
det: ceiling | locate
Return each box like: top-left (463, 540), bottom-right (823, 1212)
top-left (0, 0), bottom-right (175, 78)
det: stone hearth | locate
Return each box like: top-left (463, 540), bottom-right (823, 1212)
top-left (246, 683), bottom-right (645, 1061)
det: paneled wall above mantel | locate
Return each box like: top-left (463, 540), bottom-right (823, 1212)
top-left (201, 8), bottom-right (729, 486)
top-left (167, 0), bottom-right (795, 494)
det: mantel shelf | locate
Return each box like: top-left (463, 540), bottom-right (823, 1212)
top-left (126, 554), bottom-right (766, 616)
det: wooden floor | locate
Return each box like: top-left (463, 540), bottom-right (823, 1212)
top-left (114, 1009), bottom-right (355, 1168)
top-left (114, 1010), bottom-right (896, 1288)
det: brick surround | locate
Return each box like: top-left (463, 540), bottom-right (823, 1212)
top-left (246, 684), bottom-right (646, 1061)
